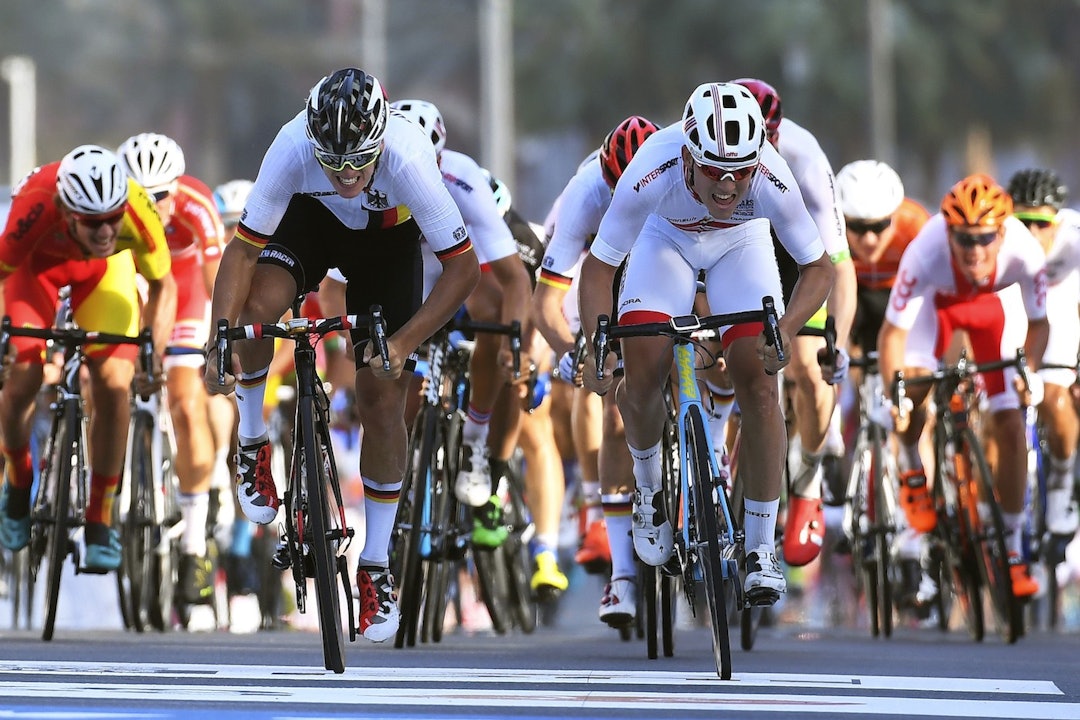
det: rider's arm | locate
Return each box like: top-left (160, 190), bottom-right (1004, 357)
top-left (531, 278), bottom-right (576, 358)
top-left (207, 237), bottom-right (262, 339)
top-left (1025, 317), bottom-right (1050, 372)
top-left (142, 272), bottom-right (178, 359)
top-left (577, 253), bottom-right (618, 382)
top-left (778, 251), bottom-right (835, 346)
top-left (488, 253), bottom-right (533, 343)
top-left (877, 319), bottom-right (909, 391)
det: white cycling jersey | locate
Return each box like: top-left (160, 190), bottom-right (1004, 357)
top-left (590, 123), bottom-right (823, 331)
top-left (239, 111), bottom-right (467, 257)
top-left (777, 118), bottom-right (847, 260)
top-left (1040, 207), bottom-right (1080, 385)
top-left (541, 156), bottom-right (609, 280)
top-left (885, 214), bottom-right (1048, 411)
top-left (421, 148), bottom-right (517, 297)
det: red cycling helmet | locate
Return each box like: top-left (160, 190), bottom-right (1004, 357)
top-left (599, 115), bottom-right (660, 189)
top-left (732, 78), bottom-right (782, 147)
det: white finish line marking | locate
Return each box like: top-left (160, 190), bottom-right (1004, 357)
top-left (0, 681), bottom-right (1075, 719)
top-left (0, 661), bottom-right (1061, 696)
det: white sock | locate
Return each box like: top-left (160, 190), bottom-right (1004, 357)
top-left (743, 498), bottom-right (780, 550)
top-left (179, 492), bottom-right (210, 557)
top-left (628, 441), bottom-right (663, 492)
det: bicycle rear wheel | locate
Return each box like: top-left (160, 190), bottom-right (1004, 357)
top-left (686, 407), bottom-right (731, 680)
top-left (958, 427), bottom-right (1022, 643)
top-left (39, 407), bottom-right (78, 641)
top-left (299, 401), bottom-right (346, 673)
top-left (395, 403), bottom-right (438, 648)
top-left (936, 427), bottom-right (984, 641)
top-left (869, 424), bottom-right (894, 638)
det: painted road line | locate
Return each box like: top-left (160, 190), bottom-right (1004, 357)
top-left (0, 681), bottom-right (1075, 718)
top-left (0, 662), bottom-right (1060, 696)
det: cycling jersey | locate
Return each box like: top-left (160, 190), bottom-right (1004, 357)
top-left (166, 175), bottom-right (226, 357)
top-left (0, 164), bottom-right (170, 362)
top-left (540, 156), bottom-right (609, 286)
top-left (885, 214), bottom-right (1047, 410)
top-left (1038, 207), bottom-right (1080, 387)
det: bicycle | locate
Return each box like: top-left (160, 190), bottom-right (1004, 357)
top-left (116, 388), bottom-right (180, 633)
top-left (392, 316), bottom-right (530, 647)
top-left (841, 351), bottom-right (901, 638)
top-left (894, 350), bottom-right (1030, 644)
top-left (0, 302), bottom-right (155, 641)
top-left (594, 296), bottom-right (784, 680)
top-left (215, 295), bottom-right (388, 673)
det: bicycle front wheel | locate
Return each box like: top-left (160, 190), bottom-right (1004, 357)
top-left (299, 400), bottom-right (346, 673)
top-left (869, 424), bottom-right (895, 638)
top-left (120, 411), bottom-right (156, 633)
top-left (686, 406), bottom-right (731, 680)
top-left (936, 425), bottom-right (984, 641)
top-left (39, 406), bottom-right (79, 641)
top-left (958, 427), bottom-right (1022, 643)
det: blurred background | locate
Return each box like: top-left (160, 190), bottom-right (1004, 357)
top-left (2, 0), bottom-right (1080, 222)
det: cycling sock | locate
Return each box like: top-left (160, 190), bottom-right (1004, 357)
top-left (1, 444), bottom-right (33, 491)
top-left (360, 475), bottom-right (403, 567)
top-left (743, 497), bottom-right (780, 549)
top-left (235, 370), bottom-right (269, 443)
top-left (1049, 454), bottom-right (1075, 490)
top-left (534, 533), bottom-right (559, 556)
top-left (791, 449), bottom-right (823, 498)
top-left (628, 441), bottom-right (663, 492)
top-left (898, 440), bottom-right (923, 474)
top-left (603, 493), bottom-right (635, 579)
top-left (179, 492), bottom-right (210, 556)
top-left (86, 471), bottom-right (120, 527)
top-left (581, 480), bottom-right (603, 526)
top-left (463, 404), bottom-right (492, 445)
top-left (704, 381), bottom-right (735, 450)
top-left (1002, 512), bottom-right (1025, 556)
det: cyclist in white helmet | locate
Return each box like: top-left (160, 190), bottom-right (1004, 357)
top-left (203, 68), bottom-right (479, 643)
top-left (119, 132), bottom-right (228, 624)
top-left (0, 145), bottom-right (177, 570)
top-left (578, 82), bottom-right (834, 604)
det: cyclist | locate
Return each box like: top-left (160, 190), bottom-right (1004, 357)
top-left (532, 116), bottom-right (660, 624)
top-left (0, 145), bottom-right (177, 570)
top-left (1007, 169), bottom-right (1080, 552)
top-left (212, 178), bottom-right (263, 633)
top-left (877, 173), bottom-right (1048, 600)
top-left (734, 78), bottom-right (856, 567)
top-left (579, 82), bottom-right (834, 605)
top-left (202, 68), bottom-right (479, 643)
top-left (118, 132), bottom-right (227, 611)
top-left (835, 160), bottom-right (930, 356)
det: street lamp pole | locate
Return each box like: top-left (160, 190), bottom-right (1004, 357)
top-left (1, 55), bottom-right (36, 185)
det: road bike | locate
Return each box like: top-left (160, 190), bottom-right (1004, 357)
top-left (215, 295), bottom-right (388, 672)
top-left (594, 296), bottom-right (784, 679)
top-left (0, 297), bottom-right (155, 641)
top-left (894, 351), bottom-right (1030, 644)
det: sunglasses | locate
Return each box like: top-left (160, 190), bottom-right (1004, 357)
top-left (314, 146), bottom-right (381, 173)
top-left (695, 161), bottom-right (756, 183)
top-left (1015, 212), bottom-right (1056, 230)
top-left (847, 217), bottom-right (892, 235)
top-left (72, 208), bottom-right (126, 229)
top-left (950, 229), bottom-right (999, 248)
top-left (152, 189), bottom-right (172, 203)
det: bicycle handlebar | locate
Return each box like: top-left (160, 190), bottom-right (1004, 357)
top-left (448, 317), bottom-right (523, 379)
top-left (215, 306), bottom-right (390, 386)
top-left (892, 349), bottom-right (1033, 424)
top-left (593, 296), bottom-right (784, 381)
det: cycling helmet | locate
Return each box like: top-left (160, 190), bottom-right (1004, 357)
top-left (1007, 168), bottom-right (1068, 210)
top-left (682, 82), bottom-right (765, 168)
top-left (480, 168), bottom-right (512, 217)
top-left (305, 68), bottom-right (388, 155)
top-left (117, 133), bottom-right (186, 194)
top-left (732, 78), bottom-right (782, 146)
top-left (213, 179), bottom-right (254, 223)
top-left (836, 160), bottom-right (905, 220)
top-left (390, 99), bottom-right (446, 155)
top-left (940, 174), bottom-right (1013, 228)
top-left (56, 144), bottom-right (129, 215)
top-left (599, 115), bottom-right (660, 189)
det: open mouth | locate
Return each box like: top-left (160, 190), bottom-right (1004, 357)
top-left (338, 175), bottom-right (360, 187)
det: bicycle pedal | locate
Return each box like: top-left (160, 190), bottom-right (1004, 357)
top-left (744, 587), bottom-right (780, 608)
top-left (534, 586), bottom-right (563, 604)
top-left (271, 544), bottom-right (292, 571)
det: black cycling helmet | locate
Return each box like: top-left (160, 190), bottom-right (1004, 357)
top-left (1007, 168), bottom-right (1068, 210)
top-left (305, 68), bottom-right (388, 155)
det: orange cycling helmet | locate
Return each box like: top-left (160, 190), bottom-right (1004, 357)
top-left (940, 174), bottom-right (1013, 228)
top-left (599, 115), bottom-right (660, 189)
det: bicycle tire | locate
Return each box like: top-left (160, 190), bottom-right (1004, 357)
top-left (472, 546), bottom-right (511, 634)
top-left (121, 411), bottom-right (156, 633)
top-left (298, 399), bottom-right (346, 673)
top-left (935, 423), bottom-right (985, 641)
top-left (395, 403), bottom-right (438, 648)
top-left (422, 430), bottom-right (460, 643)
top-left (686, 406), bottom-right (732, 679)
top-left (847, 425), bottom-right (879, 636)
top-left (958, 426), bottom-right (1022, 643)
top-left (502, 467), bottom-right (537, 633)
top-left (870, 423), bottom-right (894, 638)
top-left (41, 406), bottom-right (78, 641)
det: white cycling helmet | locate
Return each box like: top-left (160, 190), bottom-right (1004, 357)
top-left (836, 160), bottom-right (905, 220)
top-left (213, 179), bottom-right (254, 225)
top-left (56, 144), bottom-right (129, 215)
top-left (117, 133), bottom-right (186, 194)
top-left (390, 99), bottom-right (446, 155)
top-left (480, 168), bottom-right (512, 217)
top-left (682, 82), bottom-right (765, 168)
